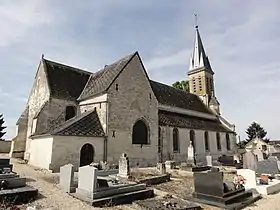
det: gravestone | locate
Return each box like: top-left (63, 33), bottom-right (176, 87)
top-left (165, 161), bottom-right (175, 170)
top-left (243, 151), bottom-right (257, 171)
top-left (59, 164), bottom-right (74, 193)
top-left (156, 163), bottom-right (166, 174)
top-left (206, 155), bottom-right (212, 167)
top-left (268, 156), bottom-right (279, 161)
top-left (253, 149), bottom-right (264, 161)
top-left (78, 165), bottom-right (98, 193)
top-left (256, 159), bottom-right (280, 175)
top-left (187, 144), bottom-right (195, 166)
top-left (118, 153), bottom-right (130, 178)
top-left (193, 167), bottom-right (255, 208)
top-left (236, 169), bottom-right (257, 189)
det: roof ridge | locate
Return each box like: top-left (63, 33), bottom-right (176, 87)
top-left (44, 58), bottom-right (92, 75)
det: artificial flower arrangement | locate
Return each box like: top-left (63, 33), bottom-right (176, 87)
top-left (233, 174), bottom-right (246, 189)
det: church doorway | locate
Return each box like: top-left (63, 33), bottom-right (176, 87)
top-left (80, 143), bottom-right (94, 167)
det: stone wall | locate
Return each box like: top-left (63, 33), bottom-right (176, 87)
top-left (79, 94), bottom-right (108, 135)
top-left (51, 135), bottom-right (104, 172)
top-left (10, 108), bottom-right (29, 158)
top-left (106, 54), bottom-right (159, 167)
top-left (25, 61), bottom-right (50, 160)
top-left (0, 141), bottom-right (11, 153)
top-left (161, 126), bottom-right (236, 164)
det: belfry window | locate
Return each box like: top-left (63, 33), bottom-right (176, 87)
top-left (65, 106), bottom-right (76, 121)
top-left (132, 120), bottom-right (149, 145)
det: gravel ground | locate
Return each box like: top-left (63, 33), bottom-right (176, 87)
top-left (4, 156), bottom-right (280, 210)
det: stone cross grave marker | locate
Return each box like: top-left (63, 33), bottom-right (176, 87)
top-left (59, 164), bottom-right (74, 193)
top-left (206, 155), bottom-right (212, 167)
top-left (78, 165), bottom-right (98, 193)
top-left (118, 153), bottom-right (130, 178)
top-left (243, 150), bottom-right (257, 171)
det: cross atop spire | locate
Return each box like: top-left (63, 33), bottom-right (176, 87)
top-left (188, 17), bottom-right (213, 74)
top-left (194, 13), bottom-right (198, 29)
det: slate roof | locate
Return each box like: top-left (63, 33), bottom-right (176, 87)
top-left (43, 59), bottom-right (92, 100)
top-left (159, 110), bottom-right (233, 133)
top-left (149, 80), bottom-right (213, 115)
top-left (78, 52), bottom-right (136, 100)
top-left (32, 109), bottom-right (105, 137)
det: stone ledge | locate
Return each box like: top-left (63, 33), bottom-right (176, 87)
top-left (136, 174), bottom-right (171, 185)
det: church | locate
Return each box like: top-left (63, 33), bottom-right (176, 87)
top-left (10, 24), bottom-right (237, 172)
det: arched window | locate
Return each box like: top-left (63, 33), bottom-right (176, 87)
top-left (190, 130), bottom-right (195, 148)
top-left (226, 133), bottom-right (231, 151)
top-left (173, 128), bottom-right (179, 153)
top-left (158, 127), bottom-right (161, 154)
top-left (132, 119), bottom-right (149, 145)
top-left (65, 106), bottom-right (76, 121)
top-left (204, 131), bottom-right (209, 151)
top-left (216, 132), bottom-right (221, 151)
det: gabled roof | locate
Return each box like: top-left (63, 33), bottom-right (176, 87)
top-left (43, 59), bottom-right (92, 100)
top-left (32, 109), bottom-right (105, 137)
top-left (159, 110), bottom-right (233, 133)
top-left (149, 80), bottom-right (213, 115)
top-left (78, 52), bottom-right (137, 101)
top-left (16, 106), bottom-right (29, 125)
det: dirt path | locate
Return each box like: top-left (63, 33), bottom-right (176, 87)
top-left (7, 157), bottom-right (280, 210)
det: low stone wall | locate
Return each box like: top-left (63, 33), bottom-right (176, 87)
top-left (0, 140), bottom-right (11, 153)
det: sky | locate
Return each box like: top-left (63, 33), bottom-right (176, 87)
top-left (0, 0), bottom-right (279, 141)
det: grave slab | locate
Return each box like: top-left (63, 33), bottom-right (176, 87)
top-left (255, 179), bottom-right (280, 195)
top-left (256, 159), bottom-right (280, 175)
top-left (0, 186), bottom-right (38, 205)
top-left (71, 188), bottom-right (154, 207)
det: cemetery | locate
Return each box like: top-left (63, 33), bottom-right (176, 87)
top-left (0, 156), bottom-right (38, 205)
top-left (3, 142), bottom-right (280, 209)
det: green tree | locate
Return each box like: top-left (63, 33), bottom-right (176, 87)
top-left (246, 122), bottom-right (267, 141)
top-left (0, 114), bottom-right (6, 141)
top-left (172, 80), bottom-right (189, 92)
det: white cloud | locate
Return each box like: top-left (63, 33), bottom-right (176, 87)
top-left (0, 0), bottom-right (53, 46)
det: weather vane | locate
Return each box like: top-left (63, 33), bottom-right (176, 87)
top-left (194, 13), bottom-right (198, 28)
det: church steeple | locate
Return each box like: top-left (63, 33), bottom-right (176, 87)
top-left (189, 22), bottom-right (213, 74)
top-left (188, 15), bottom-right (220, 114)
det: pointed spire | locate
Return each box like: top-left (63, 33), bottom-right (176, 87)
top-left (189, 14), bottom-right (213, 73)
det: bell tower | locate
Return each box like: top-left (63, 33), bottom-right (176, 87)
top-left (188, 14), bottom-right (220, 115)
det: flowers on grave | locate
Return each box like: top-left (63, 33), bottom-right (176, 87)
top-left (233, 174), bottom-right (246, 189)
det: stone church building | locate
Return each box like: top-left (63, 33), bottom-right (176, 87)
top-left (10, 25), bottom-right (237, 172)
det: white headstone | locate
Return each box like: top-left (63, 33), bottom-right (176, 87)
top-left (59, 164), bottom-right (74, 193)
top-left (188, 144), bottom-right (194, 160)
top-left (78, 165), bottom-right (98, 192)
top-left (236, 169), bottom-right (257, 189)
top-left (253, 149), bottom-right (264, 161)
top-left (206, 155), bottom-right (212, 166)
top-left (118, 153), bottom-right (130, 178)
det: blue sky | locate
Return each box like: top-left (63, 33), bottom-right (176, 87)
top-left (0, 0), bottom-right (279, 141)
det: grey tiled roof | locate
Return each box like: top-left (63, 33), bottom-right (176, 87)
top-left (44, 59), bottom-right (91, 100)
top-left (149, 80), bottom-right (213, 115)
top-left (33, 109), bottom-right (105, 137)
top-left (159, 110), bottom-right (233, 133)
top-left (78, 52), bottom-right (136, 100)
